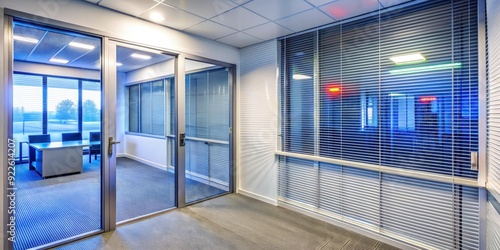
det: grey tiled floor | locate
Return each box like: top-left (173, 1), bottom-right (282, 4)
top-left (56, 194), bottom-right (400, 250)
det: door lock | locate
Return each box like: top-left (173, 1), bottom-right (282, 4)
top-left (180, 133), bottom-right (186, 147)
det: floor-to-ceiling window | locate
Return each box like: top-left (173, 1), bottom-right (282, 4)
top-left (278, 0), bottom-right (480, 249)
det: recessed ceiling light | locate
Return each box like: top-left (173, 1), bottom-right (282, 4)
top-left (389, 53), bottom-right (426, 64)
top-left (292, 74), bottom-right (312, 80)
top-left (13, 35), bottom-right (39, 44)
top-left (131, 53), bottom-right (151, 60)
top-left (116, 62), bottom-right (123, 67)
top-left (149, 12), bottom-right (165, 22)
top-left (69, 41), bottom-right (95, 50)
top-left (50, 58), bottom-right (69, 64)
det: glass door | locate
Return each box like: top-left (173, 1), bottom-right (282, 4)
top-left (11, 21), bottom-right (103, 249)
top-left (111, 43), bottom-right (176, 223)
top-left (184, 59), bottom-right (232, 203)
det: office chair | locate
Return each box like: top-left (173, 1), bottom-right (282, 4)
top-left (28, 134), bottom-right (51, 169)
top-left (89, 132), bottom-right (101, 163)
top-left (61, 132), bottom-right (82, 142)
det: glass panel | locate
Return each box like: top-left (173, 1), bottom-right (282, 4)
top-left (82, 80), bottom-right (101, 139)
top-left (128, 85), bottom-right (139, 133)
top-left (116, 45), bottom-right (175, 222)
top-left (140, 82), bottom-right (152, 134)
top-left (151, 80), bottom-right (165, 136)
top-left (283, 32), bottom-right (315, 155)
top-left (47, 77), bottom-right (79, 141)
top-left (12, 21), bottom-right (102, 250)
top-left (13, 74), bottom-right (43, 162)
top-left (185, 60), bottom-right (231, 203)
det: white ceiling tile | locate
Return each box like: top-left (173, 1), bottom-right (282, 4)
top-left (229, 0), bottom-right (252, 4)
top-left (378, 0), bottom-right (413, 8)
top-left (211, 7), bottom-right (269, 31)
top-left (139, 4), bottom-right (205, 30)
top-left (244, 22), bottom-right (294, 40)
top-left (99, 0), bottom-right (159, 16)
top-left (160, 0), bottom-right (237, 19)
top-left (275, 8), bottom-right (333, 32)
top-left (185, 21), bottom-right (237, 40)
top-left (217, 32), bottom-right (263, 48)
top-left (243, 0), bottom-right (313, 21)
top-left (319, 0), bottom-right (380, 20)
top-left (305, 0), bottom-right (336, 7)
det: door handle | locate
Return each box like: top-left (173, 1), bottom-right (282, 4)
top-left (108, 137), bottom-right (121, 156)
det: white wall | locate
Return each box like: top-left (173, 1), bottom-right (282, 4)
top-left (238, 40), bottom-right (278, 205)
top-left (125, 59), bottom-right (175, 84)
top-left (487, 199), bottom-right (500, 250)
top-left (487, 0), bottom-right (500, 249)
top-left (124, 134), bottom-right (167, 169)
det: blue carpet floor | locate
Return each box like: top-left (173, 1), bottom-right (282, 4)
top-left (14, 157), bottom-right (225, 250)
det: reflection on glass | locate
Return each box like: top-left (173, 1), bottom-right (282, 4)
top-left (185, 60), bottom-right (230, 204)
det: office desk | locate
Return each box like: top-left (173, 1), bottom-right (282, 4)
top-left (29, 140), bottom-right (99, 178)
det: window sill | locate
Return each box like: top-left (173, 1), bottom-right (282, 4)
top-left (125, 131), bottom-right (166, 139)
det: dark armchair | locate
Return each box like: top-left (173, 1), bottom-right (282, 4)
top-left (28, 134), bottom-right (51, 169)
top-left (89, 132), bottom-right (101, 163)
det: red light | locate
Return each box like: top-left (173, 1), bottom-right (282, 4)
top-left (420, 96), bottom-right (437, 103)
top-left (325, 84), bottom-right (341, 97)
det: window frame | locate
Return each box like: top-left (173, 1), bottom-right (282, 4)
top-left (125, 77), bottom-right (172, 138)
top-left (13, 71), bottom-right (100, 135)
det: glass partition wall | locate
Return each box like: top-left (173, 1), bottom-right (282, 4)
top-left (185, 59), bottom-right (231, 203)
top-left (12, 21), bottom-right (102, 249)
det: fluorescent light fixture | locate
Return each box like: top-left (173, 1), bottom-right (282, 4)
top-left (389, 62), bottom-right (461, 75)
top-left (49, 58), bottom-right (69, 64)
top-left (131, 53), bottom-right (151, 60)
top-left (69, 41), bottom-right (95, 50)
top-left (292, 74), bottom-right (312, 80)
top-left (116, 62), bottom-right (123, 67)
top-left (389, 53), bottom-right (426, 64)
top-left (388, 93), bottom-right (405, 97)
top-left (13, 35), bottom-right (39, 44)
top-left (149, 12), bottom-right (165, 22)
